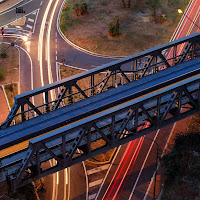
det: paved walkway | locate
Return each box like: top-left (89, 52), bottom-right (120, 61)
top-left (0, 0), bottom-right (22, 13)
top-left (0, 86), bottom-right (9, 123)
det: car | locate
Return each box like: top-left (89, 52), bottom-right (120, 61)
top-left (3, 29), bottom-right (29, 41)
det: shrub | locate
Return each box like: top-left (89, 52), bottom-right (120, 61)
top-left (73, 3), bottom-right (80, 16)
top-left (0, 68), bottom-right (5, 81)
top-left (101, 2), bottom-right (108, 6)
top-left (0, 51), bottom-right (7, 58)
top-left (108, 16), bottom-right (121, 37)
top-left (80, 2), bottom-right (88, 15)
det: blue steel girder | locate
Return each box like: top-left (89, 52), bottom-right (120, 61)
top-left (4, 67), bottom-right (200, 190)
top-left (1, 33), bottom-right (200, 129)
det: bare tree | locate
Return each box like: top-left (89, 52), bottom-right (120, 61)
top-left (127, 0), bottom-right (132, 8)
top-left (121, 0), bottom-right (126, 8)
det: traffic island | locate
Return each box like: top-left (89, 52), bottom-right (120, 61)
top-left (59, 0), bottom-right (188, 57)
top-left (10, 17), bottom-right (26, 26)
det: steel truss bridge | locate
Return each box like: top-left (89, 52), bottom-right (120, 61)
top-left (0, 33), bottom-right (200, 190)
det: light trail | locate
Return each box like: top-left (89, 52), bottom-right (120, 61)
top-left (102, 142), bottom-right (132, 199)
top-left (113, 137), bottom-right (144, 199)
top-left (37, 1), bottom-right (58, 199)
top-left (38, 0), bottom-right (54, 91)
top-left (46, 0), bottom-right (59, 100)
top-left (128, 129), bottom-right (160, 200)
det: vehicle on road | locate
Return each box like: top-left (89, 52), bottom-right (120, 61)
top-left (2, 29), bottom-right (29, 41)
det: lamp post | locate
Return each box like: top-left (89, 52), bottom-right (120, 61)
top-left (0, 38), bottom-right (19, 56)
top-left (145, 137), bottom-right (159, 200)
top-left (178, 9), bottom-right (200, 30)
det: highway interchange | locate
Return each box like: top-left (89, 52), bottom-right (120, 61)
top-left (0, 0), bottom-right (200, 199)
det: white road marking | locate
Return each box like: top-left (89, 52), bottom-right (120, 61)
top-left (87, 164), bottom-right (109, 175)
top-left (32, 9), bottom-right (39, 34)
top-left (56, 56), bottom-right (57, 60)
top-left (65, 168), bottom-right (68, 184)
top-left (56, 50), bottom-right (57, 55)
top-left (89, 193), bottom-right (97, 200)
top-left (32, 11), bottom-right (36, 15)
top-left (26, 41), bottom-right (31, 53)
top-left (26, 24), bottom-right (33, 29)
top-left (15, 26), bottom-right (22, 29)
top-left (40, 1), bottom-right (43, 5)
top-left (128, 130), bottom-right (160, 200)
top-left (28, 18), bottom-right (34, 22)
top-left (89, 179), bottom-right (103, 188)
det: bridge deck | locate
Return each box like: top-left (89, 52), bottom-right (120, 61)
top-left (0, 57), bottom-right (200, 158)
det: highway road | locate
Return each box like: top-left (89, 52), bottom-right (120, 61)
top-left (0, 0), bottom-right (200, 199)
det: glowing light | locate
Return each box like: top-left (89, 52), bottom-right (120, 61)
top-left (23, 36), bottom-right (28, 42)
top-left (178, 9), bottom-right (183, 14)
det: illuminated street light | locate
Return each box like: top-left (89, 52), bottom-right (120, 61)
top-left (178, 9), bottom-right (200, 30)
top-left (23, 36), bottom-right (28, 42)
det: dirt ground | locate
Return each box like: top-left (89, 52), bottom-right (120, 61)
top-left (60, 0), bottom-right (188, 56)
top-left (0, 44), bottom-right (19, 84)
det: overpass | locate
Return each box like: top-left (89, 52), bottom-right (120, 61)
top-left (0, 33), bottom-right (200, 190)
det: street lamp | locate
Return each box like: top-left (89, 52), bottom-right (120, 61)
top-left (145, 137), bottom-right (159, 200)
top-left (0, 38), bottom-right (19, 56)
top-left (178, 9), bottom-right (200, 30)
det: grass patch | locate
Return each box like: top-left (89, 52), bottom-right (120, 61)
top-left (60, 2), bottom-right (74, 32)
top-left (0, 67), bottom-right (5, 81)
top-left (101, 1), bottom-right (108, 6)
top-left (187, 112), bottom-right (200, 133)
top-left (60, 0), bottom-right (189, 56)
top-left (0, 44), bottom-right (19, 85)
top-left (4, 82), bottom-right (18, 108)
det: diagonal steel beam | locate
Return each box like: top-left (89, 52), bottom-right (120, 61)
top-left (177, 42), bottom-right (193, 64)
top-left (14, 147), bottom-right (35, 189)
top-left (92, 123), bottom-right (112, 145)
top-left (140, 105), bottom-right (154, 124)
top-left (26, 100), bottom-right (42, 116)
top-left (161, 92), bottom-right (177, 122)
top-left (183, 86), bottom-right (199, 109)
top-left (119, 68), bottom-right (130, 83)
top-left (1, 103), bottom-right (20, 129)
top-left (158, 52), bottom-right (171, 68)
top-left (40, 143), bottom-right (63, 166)
top-left (66, 128), bottom-right (87, 162)
top-left (52, 86), bottom-right (69, 110)
top-left (96, 70), bottom-right (113, 94)
top-left (142, 55), bottom-right (154, 77)
top-left (74, 83), bottom-right (88, 99)
top-left (116, 108), bottom-right (135, 140)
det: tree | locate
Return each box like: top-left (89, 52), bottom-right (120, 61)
top-left (121, 0), bottom-right (132, 8)
top-left (74, 3), bottom-right (80, 16)
top-left (80, 2), bottom-right (88, 15)
top-left (108, 16), bottom-right (121, 37)
top-left (127, 0), bottom-right (132, 8)
top-left (121, 0), bottom-right (126, 8)
top-left (146, 0), bottom-right (160, 22)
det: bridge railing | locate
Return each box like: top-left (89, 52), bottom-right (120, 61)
top-left (1, 33), bottom-right (200, 129)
